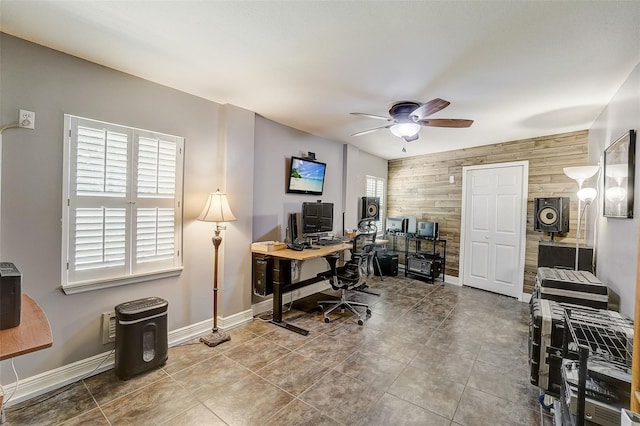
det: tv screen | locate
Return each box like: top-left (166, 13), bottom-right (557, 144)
top-left (287, 156), bottom-right (326, 195)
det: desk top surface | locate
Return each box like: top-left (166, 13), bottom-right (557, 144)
top-left (252, 242), bottom-right (352, 261)
top-left (0, 294), bottom-right (53, 361)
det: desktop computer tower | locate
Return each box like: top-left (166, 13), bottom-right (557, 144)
top-left (252, 254), bottom-right (273, 296)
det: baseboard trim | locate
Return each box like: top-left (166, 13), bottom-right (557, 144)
top-left (443, 274), bottom-right (459, 285)
top-left (2, 309), bottom-right (253, 407)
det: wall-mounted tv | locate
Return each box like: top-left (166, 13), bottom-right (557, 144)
top-left (286, 156), bottom-right (326, 195)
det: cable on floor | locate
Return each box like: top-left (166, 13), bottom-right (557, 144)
top-left (8, 348), bottom-right (115, 411)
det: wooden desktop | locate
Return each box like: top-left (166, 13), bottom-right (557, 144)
top-left (0, 294), bottom-right (52, 361)
top-left (0, 294), bottom-right (52, 422)
top-left (251, 242), bottom-right (352, 335)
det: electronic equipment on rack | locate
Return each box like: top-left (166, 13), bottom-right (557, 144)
top-left (407, 255), bottom-right (441, 278)
top-left (417, 221), bottom-right (439, 239)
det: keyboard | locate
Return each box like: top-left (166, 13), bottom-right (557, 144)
top-left (317, 238), bottom-right (343, 246)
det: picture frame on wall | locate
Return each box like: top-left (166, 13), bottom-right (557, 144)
top-left (603, 129), bottom-right (636, 218)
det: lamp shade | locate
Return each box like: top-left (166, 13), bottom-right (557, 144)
top-left (577, 187), bottom-right (597, 203)
top-left (563, 166), bottom-right (599, 181)
top-left (198, 190), bottom-right (237, 223)
top-left (390, 122), bottom-right (421, 138)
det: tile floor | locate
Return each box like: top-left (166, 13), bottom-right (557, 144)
top-left (4, 275), bottom-right (545, 425)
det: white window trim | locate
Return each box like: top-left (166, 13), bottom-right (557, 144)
top-left (61, 115), bottom-right (184, 294)
top-left (61, 267), bottom-right (184, 295)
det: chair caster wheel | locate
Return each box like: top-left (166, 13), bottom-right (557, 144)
top-left (324, 317), bottom-right (330, 323)
top-left (366, 309), bottom-right (372, 315)
top-left (357, 319), bottom-right (364, 326)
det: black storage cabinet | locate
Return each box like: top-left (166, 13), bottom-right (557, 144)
top-left (114, 297), bottom-right (168, 380)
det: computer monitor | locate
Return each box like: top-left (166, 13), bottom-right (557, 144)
top-left (301, 202), bottom-right (334, 234)
top-left (418, 221), bottom-right (439, 239)
top-left (286, 212), bottom-right (301, 243)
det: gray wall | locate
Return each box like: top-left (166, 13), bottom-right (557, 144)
top-left (588, 63), bottom-right (640, 318)
top-left (251, 116), bottom-right (387, 303)
top-left (0, 34), bottom-right (386, 385)
top-left (0, 34), bottom-right (226, 381)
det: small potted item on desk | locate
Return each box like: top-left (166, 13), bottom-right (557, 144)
top-left (344, 229), bottom-right (357, 240)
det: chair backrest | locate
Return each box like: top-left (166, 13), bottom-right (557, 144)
top-left (353, 219), bottom-right (377, 254)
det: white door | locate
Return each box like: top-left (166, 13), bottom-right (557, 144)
top-left (460, 161), bottom-right (528, 299)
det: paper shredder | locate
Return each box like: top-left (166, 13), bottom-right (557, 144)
top-left (114, 297), bottom-right (168, 380)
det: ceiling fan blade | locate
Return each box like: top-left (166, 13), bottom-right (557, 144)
top-left (350, 112), bottom-right (391, 120)
top-left (418, 118), bottom-right (474, 128)
top-left (410, 98), bottom-right (450, 120)
top-left (351, 125), bottom-right (392, 137)
top-left (403, 134), bottom-right (420, 142)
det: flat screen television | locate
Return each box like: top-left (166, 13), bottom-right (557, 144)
top-left (286, 156), bottom-right (326, 195)
top-left (302, 202), bottom-right (333, 234)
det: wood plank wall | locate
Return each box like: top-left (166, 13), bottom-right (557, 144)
top-left (387, 130), bottom-right (590, 295)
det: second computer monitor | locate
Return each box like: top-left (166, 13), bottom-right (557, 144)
top-left (302, 201), bottom-right (334, 234)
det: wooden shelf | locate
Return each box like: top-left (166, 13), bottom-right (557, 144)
top-left (0, 294), bottom-right (52, 361)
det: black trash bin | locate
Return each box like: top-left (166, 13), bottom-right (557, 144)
top-left (114, 297), bottom-right (168, 380)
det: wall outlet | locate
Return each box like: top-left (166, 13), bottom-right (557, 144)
top-left (18, 109), bottom-right (35, 129)
top-left (101, 311), bottom-right (117, 344)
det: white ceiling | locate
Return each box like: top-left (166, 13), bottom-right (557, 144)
top-left (2, 1), bottom-right (640, 160)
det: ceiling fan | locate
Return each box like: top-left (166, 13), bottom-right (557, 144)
top-left (350, 98), bottom-right (473, 142)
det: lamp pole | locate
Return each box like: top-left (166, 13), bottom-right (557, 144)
top-left (212, 227), bottom-right (222, 333)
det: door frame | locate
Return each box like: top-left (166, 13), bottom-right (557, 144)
top-left (458, 160), bottom-right (529, 301)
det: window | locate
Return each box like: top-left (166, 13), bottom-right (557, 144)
top-left (62, 115), bottom-right (184, 294)
top-left (365, 175), bottom-right (385, 237)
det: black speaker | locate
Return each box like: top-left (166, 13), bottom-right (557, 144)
top-left (361, 197), bottom-right (380, 220)
top-left (0, 262), bottom-right (22, 330)
top-left (534, 197), bottom-right (569, 233)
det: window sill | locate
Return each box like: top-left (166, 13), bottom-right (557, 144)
top-left (61, 267), bottom-right (184, 295)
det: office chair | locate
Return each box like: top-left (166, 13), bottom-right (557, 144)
top-left (317, 219), bottom-right (376, 325)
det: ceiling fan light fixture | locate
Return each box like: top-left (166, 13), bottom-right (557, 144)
top-left (390, 122), bottom-right (421, 138)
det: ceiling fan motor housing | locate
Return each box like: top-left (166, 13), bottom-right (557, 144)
top-left (389, 101), bottom-right (422, 121)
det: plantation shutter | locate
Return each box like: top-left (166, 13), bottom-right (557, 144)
top-left (63, 116), bottom-right (184, 292)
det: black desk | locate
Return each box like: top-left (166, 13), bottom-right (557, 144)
top-left (251, 243), bottom-right (352, 335)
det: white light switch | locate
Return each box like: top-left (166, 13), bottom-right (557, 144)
top-left (449, 175), bottom-right (455, 184)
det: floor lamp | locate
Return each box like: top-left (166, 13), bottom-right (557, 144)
top-left (197, 189), bottom-right (236, 347)
top-left (563, 166), bottom-right (599, 271)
